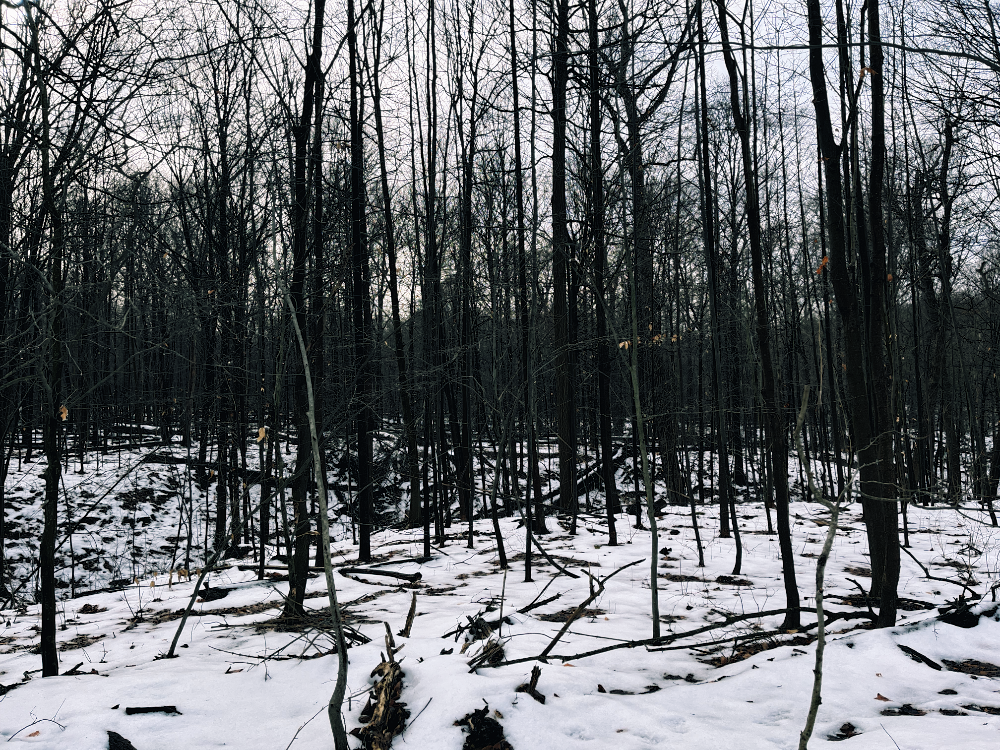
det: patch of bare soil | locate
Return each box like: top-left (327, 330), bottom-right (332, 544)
top-left (660, 573), bottom-right (702, 583)
top-left (961, 704), bottom-right (1000, 715)
top-left (705, 634), bottom-right (815, 668)
top-left (843, 566), bottom-right (871, 577)
top-left (943, 659), bottom-right (1000, 677)
top-left (144, 600), bottom-right (279, 626)
top-left (509, 552), bottom-right (601, 569)
top-left (837, 595), bottom-right (934, 611)
top-left (537, 607), bottom-right (606, 623)
top-left (827, 722), bottom-right (861, 741)
top-left (715, 575), bottom-right (753, 586)
top-left (880, 704), bottom-right (926, 716)
top-left (59, 632), bottom-right (105, 651)
top-left (659, 614), bottom-right (687, 624)
top-left (455, 706), bottom-right (512, 750)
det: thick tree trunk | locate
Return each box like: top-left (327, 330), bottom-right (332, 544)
top-left (806, 0), bottom-right (899, 627)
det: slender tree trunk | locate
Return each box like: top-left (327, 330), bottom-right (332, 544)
top-left (285, 0), bottom-right (327, 616)
top-left (372, 0), bottom-right (420, 531)
top-left (34, 3), bottom-right (63, 673)
top-left (552, 0), bottom-right (577, 520)
top-left (348, 0), bottom-right (375, 563)
top-left (590, 0), bottom-right (617, 545)
top-left (714, 0), bottom-right (799, 628)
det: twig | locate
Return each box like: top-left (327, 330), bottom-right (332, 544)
top-left (284, 706), bottom-right (326, 750)
top-left (403, 697), bottom-right (433, 734)
top-left (7, 717), bottom-right (67, 742)
top-left (880, 724), bottom-right (903, 750)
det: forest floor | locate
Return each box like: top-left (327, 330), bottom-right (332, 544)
top-left (3, 441), bottom-right (1000, 748)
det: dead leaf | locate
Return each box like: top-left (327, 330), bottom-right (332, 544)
top-left (875, 693), bottom-right (891, 701)
top-left (28, 731), bottom-right (40, 737)
top-left (493, 709), bottom-right (503, 719)
top-left (58, 405), bottom-right (68, 421)
top-left (256, 427), bottom-right (266, 443)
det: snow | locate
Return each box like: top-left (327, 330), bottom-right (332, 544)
top-left (3, 441), bottom-right (1000, 748)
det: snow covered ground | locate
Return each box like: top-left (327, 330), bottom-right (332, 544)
top-left (3, 441), bottom-right (1000, 749)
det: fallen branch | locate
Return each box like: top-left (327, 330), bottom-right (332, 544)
top-left (515, 665), bottom-right (545, 704)
top-left (483, 606), bottom-right (871, 668)
top-left (398, 592), bottom-right (417, 637)
top-left (538, 558), bottom-right (643, 659)
top-left (350, 657), bottom-right (409, 749)
top-left (530, 538), bottom-right (580, 579)
top-left (165, 546), bottom-right (227, 658)
top-left (898, 644), bottom-right (943, 670)
top-left (517, 593), bottom-right (562, 615)
top-left (901, 546), bottom-right (981, 599)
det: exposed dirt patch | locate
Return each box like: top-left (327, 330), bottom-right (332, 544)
top-left (880, 704), bottom-right (926, 716)
top-left (455, 706), bottom-right (513, 750)
top-left (961, 704), bottom-right (1000, 715)
top-left (715, 575), bottom-right (753, 586)
top-left (537, 607), bottom-right (606, 623)
top-left (59, 632), bottom-right (105, 651)
top-left (660, 573), bottom-right (702, 583)
top-left (827, 722), bottom-right (861, 741)
top-left (943, 659), bottom-right (1000, 677)
top-left (843, 566), bottom-right (871, 577)
top-left (837, 595), bottom-right (934, 611)
top-left (704, 634), bottom-right (815, 668)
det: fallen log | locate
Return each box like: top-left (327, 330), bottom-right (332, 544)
top-left (339, 567), bottom-right (422, 583)
top-left (125, 706), bottom-right (181, 715)
top-left (351, 655), bottom-right (409, 749)
top-left (237, 564), bottom-right (421, 584)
